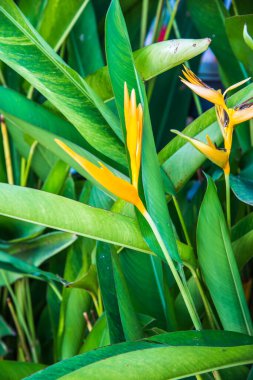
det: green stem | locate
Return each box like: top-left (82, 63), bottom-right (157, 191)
top-left (1, 116), bottom-right (14, 185)
top-left (49, 282), bottom-right (63, 302)
top-left (2, 271), bottom-right (38, 362)
top-left (140, 0), bottom-right (149, 47)
top-left (7, 298), bottom-right (31, 361)
top-left (151, 0), bottom-right (164, 44)
top-left (0, 67), bottom-right (7, 87)
top-left (172, 195), bottom-right (192, 246)
top-left (188, 266), bottom-right (219, 330)
top-left (21, 141), bottom-right (38, 187)
top-left (225, 173), bottom-right (231, 230)
top-left (144, 212), bottom-right (202, 330)
top-left (164, 0), bottom-right (180, 40)
top-left (231, 0), bottom-right (239, 15)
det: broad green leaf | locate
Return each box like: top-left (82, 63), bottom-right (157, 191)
top-left (197, 176), bottom-right (252, 335)
top-left (244, 23), bottom-right (253, 50)
top-left (111, 248), bottom-right (143, 341)
top-left (230, 175), bottom-right (253, 206)
top-left (232, 213), bottom-right (253, 242)
top-left (0, 0), bottom-right (125, 165)
top-left (0, 231), bottom-right (76, 285)
top-left (0, 183), bottom-right (205, 264)
top-left (42, 160), bottom-right (69, 194)
top-left (105, 0), bottom-right (181, 264)
top-left (38, 0), bottom-right (89, 51)
top-left (0, 215), bottom-right (43, 242)
top-left (57, 239), bottom-right (91, 360)
top-left (97, 242), bottom-right (125, 344)
top-left (233, 229), bottom-right (253, 270)
top-left (68, 1), bottom-right (104, 77)
top-left (24, 331), bottom-right (253, 380)
top-left (86, 38), bottom-right (210, 101)
top-left (0, 361), bottom-right (45, 380)
top-left (226, 15), bottom-right (253, 76)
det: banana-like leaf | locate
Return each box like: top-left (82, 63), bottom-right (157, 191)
top-left (0, 0), bottom-right (125, 165)
top-left (225, 15), bottom-right (253, 77)
top-left (197, 176), bottom-right (253, 335)
top-left (230, 175), bottom-right (253, 206)
top-left (0, 183), bottom-right (192, 263)
top-left (0, 361), bottom-right (45, 380)
top-left (68, 1), bottom-right (104, 76)
top-left (38, 0), bottom-right (89, 51)
top-left (24, 331), bottom-right (253, 380)
top-left (86, 38), bottom-right (210, 101)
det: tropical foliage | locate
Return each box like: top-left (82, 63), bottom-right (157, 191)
top-left (0, 0), bottom-right (253, 379)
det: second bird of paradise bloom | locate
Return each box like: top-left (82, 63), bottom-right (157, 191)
top-left (172, 65), bottom-right (253, 175)
top-left (55, 82), bottom-right (146, 215)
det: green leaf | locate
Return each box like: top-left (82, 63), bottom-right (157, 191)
top-left (197, 176), bottom-right (252, 335)
top-left (86, 38), bottom-right (210, 101)
top-left (68, 1), bottom-right (104, 77)
top-left (42, 160), bottom-right (69, 194)
top-left (0, 315), bottom-right (15, 338)
top-left (0, 249), bottom-right (64, 284)
top-left (244, 23), bottom-right (253, 50)
top-left (230, 175), bottom-right (253, 206)
top-left (57, 238), bottom-right (91, 360)
top-left (111, 248), bottom-right (143, 341)
top-left (0, 361), bottom-right (45, 380)
top-left (37, 0), bottom-right (89, 51)
top-left (225, 16), bottom-right (253, 76)
top-left (96, 242), bottom-right (125, 344)
top-left (24, 331), bottom-right (253, 380)
top-left (105, 0), bottom-right (181, 264)
top-left (67, 264), bottom-right (98, 298)
top-left (79, 314), bottom-right (110, 354)
top-left (233, 229), bottom-right (253, 271)
top-left (0, 0), bottom-right (125, 165)
top-left (0, 231), bottom-right (76, 285)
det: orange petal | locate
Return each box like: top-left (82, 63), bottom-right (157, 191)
top-left (55, 139), bottom-right (146, 214)
top-left (232, 104), bottom-right (253, 124)
top-left (181, 78), bottom-right (225, 107)
top-left (124, 85), bottom-right (144, 190)
top-left (171, 130), bottom-right (229, 170)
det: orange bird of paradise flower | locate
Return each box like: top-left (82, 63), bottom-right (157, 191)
top-left (172, 65), bottom-right (253, 175)
top-left (55, 83), bottom-right (146, 215)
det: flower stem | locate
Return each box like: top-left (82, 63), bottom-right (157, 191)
top-left (1, 116), bottom-right (14, 185)
top-left (144, 211), bottom-right (202, 330)
top-left (140, 0), bottom-right (149, 47)
top-left (225, 173), bottom-right (231, 230)
top-left (172, 195), bottom-right (192, 246)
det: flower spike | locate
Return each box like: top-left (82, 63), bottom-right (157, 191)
top-left (181, 65), bottom-right (226, 107)
top-left (171, 129), bottom-right (230, 174)
top-left (55, 139), bottom-right (146, 214)
top-left (124, 83), bottom-right (143, 189)
top-left (55, 83), bottom-right (146, 215)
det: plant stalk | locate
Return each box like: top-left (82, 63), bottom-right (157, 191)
top-left (172, 195), bottom-right (192, 246)
top-left (225, 173), bottom-right (231, 230)
top-left (140, 0), bottom-right (149, 47)
top-left (144, 211), bottom-right (202, 330)
top-left (1, 116), bottom-right (14, 185)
